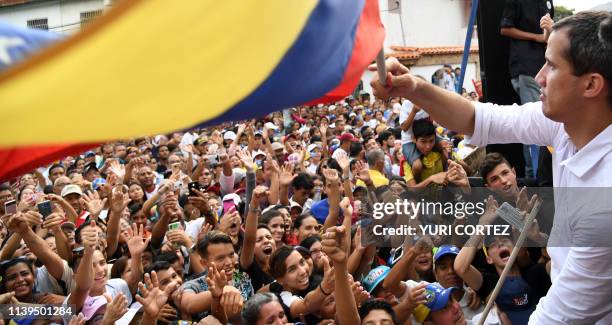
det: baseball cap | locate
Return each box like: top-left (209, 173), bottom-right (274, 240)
top-left (413, 283), bottom-right (458, 323)
top-left (271, 142), bottom-right (284, 151)
top-left (338, 133), bottom-right (357, 143)
top-left (264, 122), bottom-right (279, 130)
top-left (81, 295), bottom-right (108, 321)
top-left (307, 144), bottom-right (321, 154)
top-left (193, 136), bottom-right (208, 146)
top-left (433, 245), bottom-right (460, 268)
top-left (85, 151), bottom-right (96, 158)
top-left (283, 133), bottom-right (297, 142)
top-left (91, 178), bottom-right (107, 191)
top-left (224, 131), bottom-right (237, 141)
top-left (252, 150), bottom-right (267, 159)
top-left (363, 265), bottom-right (391, 294)
top-left (232, 168), bottom-right (246, 185)
top-left (61, 184), bottom-right (83, 197)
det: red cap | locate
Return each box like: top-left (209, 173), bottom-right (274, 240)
top-left (338, 133), bottom-right (358, 143)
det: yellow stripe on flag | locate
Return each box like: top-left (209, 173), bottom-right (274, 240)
top-left (0, 0), bottom-right (318, 147)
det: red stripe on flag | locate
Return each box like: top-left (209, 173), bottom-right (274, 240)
top-left (0, 144), bottom-right (98, 182)
top-left (307, 0), bottom-right (385, 104)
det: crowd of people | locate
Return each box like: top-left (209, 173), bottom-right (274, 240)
top-left (0, 77), bottom-right (553, 325)
top-left (0, 8), bottom-right (611, 325)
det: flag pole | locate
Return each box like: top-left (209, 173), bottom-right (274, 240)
top-left (376, 49), bottom-right (387, 86)
top-left (477, 199), bottom-right (543, 325)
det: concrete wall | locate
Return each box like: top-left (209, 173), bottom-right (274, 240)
top-left (380, 0), bottom-right (473, 49)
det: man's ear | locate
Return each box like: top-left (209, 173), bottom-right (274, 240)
top-left (485, 254), bottom-right (493, 265)
top-left (511, 167), bottom-right (516, 176)
top-left (583, 73), bottom-right (606, 99)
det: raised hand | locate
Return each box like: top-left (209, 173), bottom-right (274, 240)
top-left (236, 149), bottom-right (255, 172)
top-left (220, 286), bottom-right (244, 320)
top-left (108, 160), bottom-right (126, 180)
top-left (205, 263), bottom-right (227, 299)
top-left (157, 304), bottom-right (178, 323)
top-left (109, 189), bottom-right (130, 214)
top-left (250, 186), bottom-right (268, 210)
top-left (7, 211), bottom-right (42, 234)
top-left (42, 212), bottom-right (65, 231)
top-left (321, 167), bottom-right (340, 185)
top-left (127, 223), bottom-right (151, 256)
top-left (81, 221), bottom-right (99, 250)
top-left (540, 13), bottom-right (553, 43)
top-left (136, 272), bottom-right (179, 319)
top-left (166, 229), bottom-right (193, 248)
top-left (321, 196), bottom-right (352, 264)
top-left (101, 293), bottom-right (128, 325)
top-left (353, 161), bottom-right (372, 186)
top-left (319, 257), bottom-right (335, 294)
top-left (446, 160), bottom-right (469, 189)
top-left (279, 162), bottom-right (296, 186)
top-left (368, 57), bottom-right (417, 100)
top-left (217, 208), bottom-right (240, 235)
top-left (80, 191), bottom-right (107, 218)
top-left (338, 197), bottom-right (353, 217)
top-left (336, 151), bottom-right (350, 174)
top-left (480, 196), bottom-right (499, 225)
top-left (406, 282), bottom-right (428, 310)
top-left (516, 187), bottom-right (538, 214)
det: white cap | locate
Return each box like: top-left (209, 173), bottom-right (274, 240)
top-left (61, 184), bottom-right (83, 197)
top-left (329, 105), bottom-right (336, 110)
top-left (264, 122), bottom-right (279, 130)
top-left (349, 112), bottom-right (357, 118)
top-left (317, 103), bottom-right (324, 108)
top-left (307, 144), bottom-right (320, 153)
top-left (224, 131), bottom-right (237, 141)
top-left (222, 193), bottom-right (242, 205)
top-left (252, 150), bottom-right (267, 159)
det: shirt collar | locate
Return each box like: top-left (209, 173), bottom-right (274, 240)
top-left (561, 124), bottom-right (612, 178)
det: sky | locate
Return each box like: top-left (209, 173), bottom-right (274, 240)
top-left (554, 0), bottom-right (611, 11)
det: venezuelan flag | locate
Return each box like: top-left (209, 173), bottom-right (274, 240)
top-left (0, 0), bottom-right (384, 181)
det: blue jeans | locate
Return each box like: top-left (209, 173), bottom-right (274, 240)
top-left (511, 75), bottom-right (540, 178)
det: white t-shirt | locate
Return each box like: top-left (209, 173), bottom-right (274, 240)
top-left (331, 147), bottom-right (348, 160)
top-left (280, 291), bottom-right (302, 308)
top-left (35, 261), bottom-right (74, 295)
top-left (399, 100), bottom-right (429, 144)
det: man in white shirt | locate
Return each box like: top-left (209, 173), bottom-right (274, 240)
top-left (370, 11), bottom-right (612, 324)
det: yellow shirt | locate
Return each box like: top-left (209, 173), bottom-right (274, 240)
top-left (419, 151), bottom-right (444, 182)
top-left (356, 169), bottom-right (389, 188)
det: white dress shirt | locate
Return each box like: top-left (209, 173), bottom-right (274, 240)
top-left (466, 101), bottom-right (612, 324)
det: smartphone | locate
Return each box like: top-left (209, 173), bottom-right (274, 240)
top-left (4, 200), bottom-right (16, 214)
top-left (38, 200), bottom-right (53, 218)
top-left (168, 222), bottom-right (181, 231)
top-left (188, 182), bottom-right (202, 197)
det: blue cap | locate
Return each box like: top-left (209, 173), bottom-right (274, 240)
top-left (362, 266), bottom-right (391, 294)
top-left (310, 199), bottom-right (330, 224)
top-left (413, 283), bottom-right (458, 322)
top-left (433, 245), bottom-right (460, 266)
top-left (91, 178), bottom-right (107, 191)
top-left (85, 151), bottom-right (96, 157)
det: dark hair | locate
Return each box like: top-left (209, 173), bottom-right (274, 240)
top-left (242, 293), bottom-right (280, 325)
top-left (110, 256), bottom-right (130, 279)
top-left (261, 209), bottom-right (283, 225)
top-left (0, 258), bottom-right (35, 292)
top-left (377, 130), bottom-right (392, 145)
top-left (144, 260), bottom-right (173, 275)
top-left (49, 163), bottom-right (65, 173)
top-left (350, 141), bottom-right (364, 158)
top-left (196, 230), bottom-right (233, 258)
top-left (293, 213), bottom-right (317, 230)
top-left (479, 153), bottom-right (512, 184)
top-left (291, 173), bottom-right (314, 191)
top-left (412, 119), bottom-right (436, 140)
top-left (324, 158), bottom-right (343, 176)
top-left (256, 224), bottom-right (272, 233)
top-left (553, 11), bottom-right (612, 106)
top-left (269, 246), bottom-right (297, 279)
top-left (299, 235), bottom-right (321, 251)
top-left (359, 299), bottom-right (399, 325)
top-left (156, 251), bottom-right (180, 265)
top-left (128, 202), bottom-right (143, 216)
top-left (0, 183), bottom-right (10, 192)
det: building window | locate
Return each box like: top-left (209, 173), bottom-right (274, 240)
top-left (27, 18), bottom-right (48, 30)
top-left (80, 9), bottom-right (103, 29)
